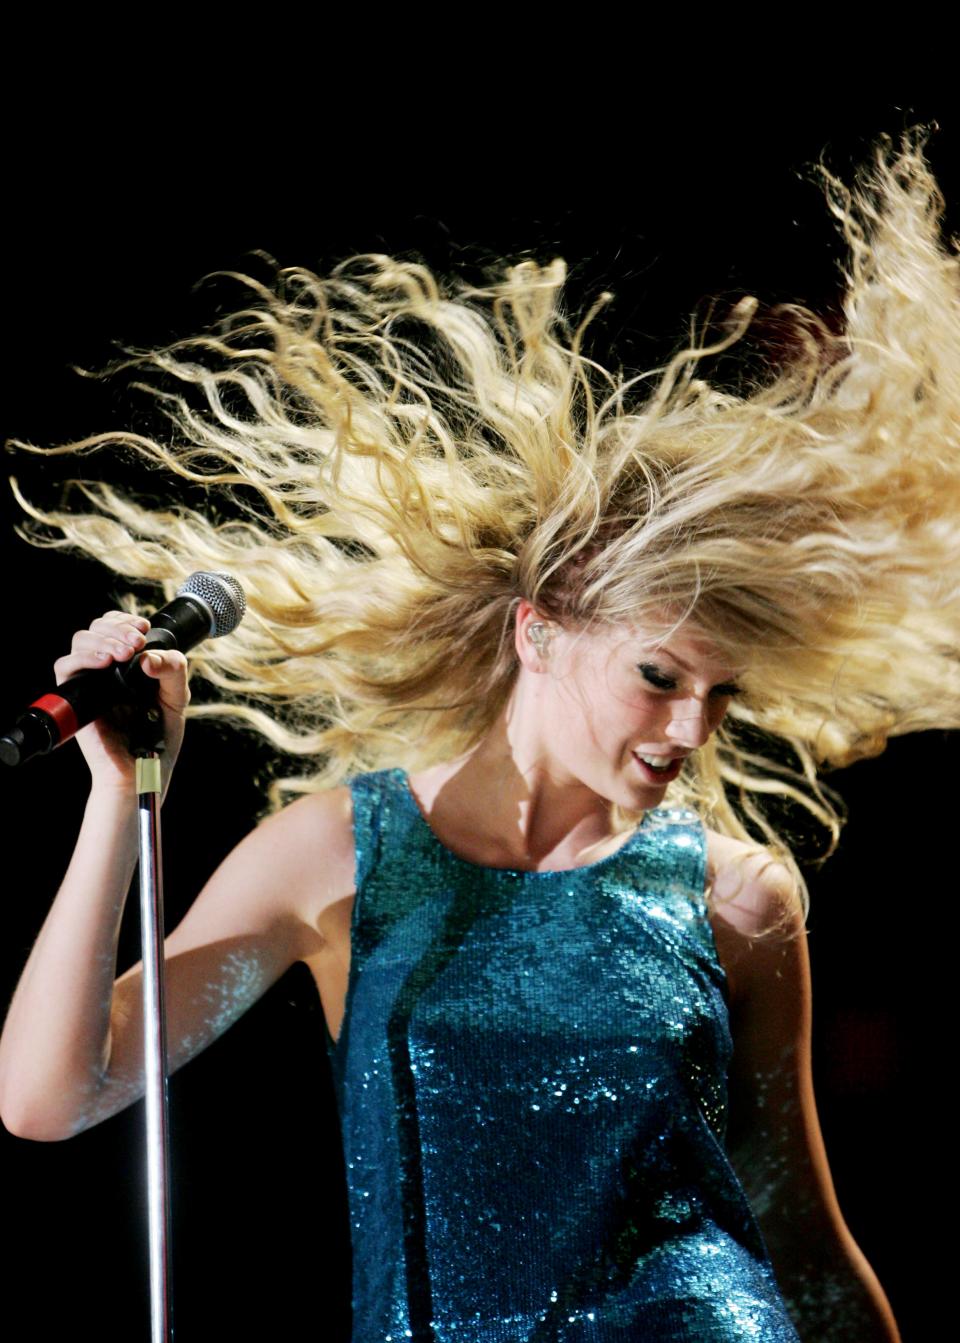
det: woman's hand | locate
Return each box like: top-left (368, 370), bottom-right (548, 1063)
top-left (53, 610), bottom-right (190, 799)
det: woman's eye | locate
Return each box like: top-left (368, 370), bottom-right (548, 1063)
top-left (638, 664), bottom-right (676, 690)
top-left (638, 663), bottom-right (743, 697)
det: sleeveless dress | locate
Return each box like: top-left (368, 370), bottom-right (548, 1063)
top-left (325, 767), bottom-right (800, 1342)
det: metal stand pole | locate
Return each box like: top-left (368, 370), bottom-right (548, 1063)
top-left (0, 571), bottom-right (248, 1341)
top-left (135, 749), bottom-right (174, 1343)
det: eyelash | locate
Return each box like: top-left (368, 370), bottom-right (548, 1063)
top-left (638, 663), bottom-right (742, 697)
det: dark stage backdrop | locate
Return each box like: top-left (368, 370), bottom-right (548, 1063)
top-left (2, 98), bottom-right (952, 1341)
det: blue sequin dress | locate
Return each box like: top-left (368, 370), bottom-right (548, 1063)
top-left (325, 768), bottom-right (800, 1341)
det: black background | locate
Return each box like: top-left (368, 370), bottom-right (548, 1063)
top-left (2, 84), bottom-right (954, 1341)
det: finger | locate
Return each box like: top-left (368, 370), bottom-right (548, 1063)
top-left (139, 648), bottom-right (186, 672)
top-left (55, 628), bottom-right (148, 683)
top-left (89, 613), bottom-right (151, 636)
top-left (73, 628), bottom-right (147, 662)
top-left (139, 648), bottom-right (189, 683)
top-left (139, 649), bottom-right (191, 711)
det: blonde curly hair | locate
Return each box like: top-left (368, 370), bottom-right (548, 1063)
top-left (8, 125), bottom-right (960, 915)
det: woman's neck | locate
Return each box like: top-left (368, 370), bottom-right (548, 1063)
top-left (407, 710), bottom-right (630, 870)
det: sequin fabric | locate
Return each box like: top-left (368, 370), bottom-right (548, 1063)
top-left (325, 768), bottom-right (800, 1341)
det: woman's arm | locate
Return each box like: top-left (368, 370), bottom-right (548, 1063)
top-left (710, 850), bottom-right (901, 1343)
top-left (0, 782), bottom-right (352, 1141)
top-left (0, 609), bottom-right (352, 1141)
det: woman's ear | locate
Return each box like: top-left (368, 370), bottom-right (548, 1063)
top-left (515, 600), bottom-right (555, 671)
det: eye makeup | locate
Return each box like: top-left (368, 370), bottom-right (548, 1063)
top-left (637, 662), bottom-right (743, 697)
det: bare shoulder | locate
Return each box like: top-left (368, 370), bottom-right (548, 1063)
top-left (704, 827), bottom-right (804, 1007)
top-left (704, 829), bottom-right (798, 935)
top-left (252, 787), bottom-right (357, 927)
top-left (172, 786), bottom-right (357, 952)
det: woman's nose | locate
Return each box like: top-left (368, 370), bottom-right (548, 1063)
top-left (664, 697), bottom-right (713, 748)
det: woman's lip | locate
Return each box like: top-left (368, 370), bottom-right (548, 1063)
top-left (632, 752), bottom-right (685, 783)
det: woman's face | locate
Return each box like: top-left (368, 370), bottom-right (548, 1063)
top-left (520, 605), bottom-right (743, 810)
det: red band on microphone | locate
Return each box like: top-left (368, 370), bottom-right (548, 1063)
top-left (31, 693), bottom-right (80, 742)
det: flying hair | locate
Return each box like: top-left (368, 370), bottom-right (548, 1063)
top-left (8, 125), bottom-right (960, 921)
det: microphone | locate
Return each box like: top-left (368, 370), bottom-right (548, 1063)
top-left (0, 571), bottom-right (247, 768)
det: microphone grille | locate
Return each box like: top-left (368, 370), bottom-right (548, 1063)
top-left (177, 571), bottom-right (247, 637)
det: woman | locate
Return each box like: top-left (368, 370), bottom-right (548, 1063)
top-left (2, 127), bottom-right (956, 1339)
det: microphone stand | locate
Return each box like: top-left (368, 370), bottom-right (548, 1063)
top-left (1, 572), bottom-right (248, 1341)
top-left (124, 692), bottom-right (175, 1343)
